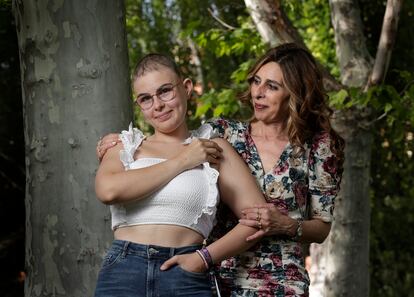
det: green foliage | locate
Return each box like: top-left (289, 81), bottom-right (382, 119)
top-left (368, 72), bottom-right (414, 297)
top-left (192, 16), bottom-right (265, 120)
top-left (284, 0), bottom-right (339, 78)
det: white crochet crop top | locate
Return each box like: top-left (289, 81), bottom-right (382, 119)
top-left (110, 123), bottom-right (220, 238)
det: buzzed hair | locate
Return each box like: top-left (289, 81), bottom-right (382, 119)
top-left (132, 53), bottom-right (183, 80)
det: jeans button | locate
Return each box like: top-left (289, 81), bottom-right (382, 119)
top-left (148, 247), bottom-right (158, 255)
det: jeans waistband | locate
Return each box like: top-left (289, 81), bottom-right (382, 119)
top-left (110, 240), bottom-right (202, 258)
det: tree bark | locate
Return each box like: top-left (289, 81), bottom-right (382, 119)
top-left (13, 1), bottom-right (133, 296)
top-left (325, 109), bottom-right (372, 297)
top-left (368, 0), bottom-right (403, 87)
top-left (329, 0), bottom-right (373, 87)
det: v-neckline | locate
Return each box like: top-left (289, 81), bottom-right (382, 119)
top-left (246, 122), bottom-right (290, 177)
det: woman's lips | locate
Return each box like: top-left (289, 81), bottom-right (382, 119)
top-left (254, 103), bottom-right (267, 110)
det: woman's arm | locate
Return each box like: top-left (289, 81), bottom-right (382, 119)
top-left (240, 205), bottom-right (331, 243)
top-left (161, 138), bottom-right (268, 272)
top-left (95, 139), bottom-right (222, 204)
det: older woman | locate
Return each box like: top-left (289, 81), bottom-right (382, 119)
top-left (98, 43), bottom-right (344, 296)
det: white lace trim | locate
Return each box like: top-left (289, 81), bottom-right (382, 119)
top-left (119, 123), bottom-right (146, 170)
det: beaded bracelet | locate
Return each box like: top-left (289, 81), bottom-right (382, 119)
top-left (196, 250), bottom-right (210, 270)
top-left (200, 248), bottom-right (213, 268)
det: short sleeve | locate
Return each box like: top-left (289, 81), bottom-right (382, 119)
top-left (204, 117), bottom-right (231, 139)
top-left (308, 132), bottom-right (342, 222)
top-left (119, 123), bottom-right (145, 170)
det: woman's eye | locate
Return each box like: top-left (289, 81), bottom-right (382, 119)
top-left (252, 77), bottom-right (260, 85)
top-left (268, 84), bottom-right (278, 91)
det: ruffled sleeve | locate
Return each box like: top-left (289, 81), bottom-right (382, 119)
top-left (308, 132), bottom-right (342, 222)
top-left (119, 123), bottom-right (146, 170)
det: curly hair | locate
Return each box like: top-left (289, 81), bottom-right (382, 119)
top-left (240, 43), bottom-right (344, 164)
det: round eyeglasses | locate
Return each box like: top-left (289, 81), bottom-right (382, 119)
top-left (135, 82), bottom-right (180, 110)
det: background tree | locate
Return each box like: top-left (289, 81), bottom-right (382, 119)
top-left (12, 1), bottom-right (132, 296)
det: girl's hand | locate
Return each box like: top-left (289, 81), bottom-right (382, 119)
top-left (176, 138), bottom-right (223, 171)
top-left (160, 252), bottom-right (206, 273)
top-left (97, 133), bottom-right (121, 162)
top-left (239, 203), bottom-right (296, 241)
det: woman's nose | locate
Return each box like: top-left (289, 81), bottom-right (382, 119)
top-left (252, 84), bottom-right (265, 99)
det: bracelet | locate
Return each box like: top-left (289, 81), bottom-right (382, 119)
top-left (200, 248), bottom-right (213, 268)
top-left (292, 219), bottom-right (303, 241)
top-left (196, 250), bottom-right (209, 270)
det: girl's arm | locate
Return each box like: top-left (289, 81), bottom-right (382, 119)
top-left (95, 139), bottom-right (222, 204)
top-left (161, 138), bottom-right (268, 272)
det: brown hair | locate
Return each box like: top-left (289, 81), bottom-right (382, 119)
top-left (132, 53), bottom-right (183, 80)
top-left (240, 43), bottom-right (344, 163)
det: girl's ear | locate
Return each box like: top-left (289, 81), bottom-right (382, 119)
top-left (182, 78), bottom-right (193, 99)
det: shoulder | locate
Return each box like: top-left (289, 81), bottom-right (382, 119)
top-left (205, 117), bottom-right (245, 130)
top-left (310, 131), bottom-right (334, 157)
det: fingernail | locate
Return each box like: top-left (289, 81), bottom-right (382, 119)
top-left (111, 141), bottom-right (117, 145)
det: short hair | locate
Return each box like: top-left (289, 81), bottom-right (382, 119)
top-left (132, 53), bottom-right (183, 80)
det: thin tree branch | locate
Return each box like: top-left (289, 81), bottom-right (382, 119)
top-left (366, 0), bottom-right (403, 88)
top-left (207, 8), bottom-right (236, 30)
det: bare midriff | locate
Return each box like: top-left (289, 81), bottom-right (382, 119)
top-left (114, 224), bottom-right (204, 247)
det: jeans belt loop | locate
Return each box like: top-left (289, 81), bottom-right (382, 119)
top-left (121, 241), bottom-right (129, 258)
top-left (170, 247), bottom-right (175, 258)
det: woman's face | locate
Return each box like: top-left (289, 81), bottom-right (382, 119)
top-left (250, 62), bottom-right (290, 124)
top-left (133, 67), bottom-right (192, 134)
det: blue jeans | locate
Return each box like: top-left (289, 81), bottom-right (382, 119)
top-left (94, 240), bottom-right (213, 297)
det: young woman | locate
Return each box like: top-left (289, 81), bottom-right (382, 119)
top-left (97, 43), bottom-right (345, 296)
top-left (94, 53), bottom-right (274, 297)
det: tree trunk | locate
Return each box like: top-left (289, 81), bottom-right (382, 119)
top-left (325, 110), bottom-right (372, 297)
top-left (13, 1), bottom-right (133, 296)
top-left (329, 0), bottom-right (373, 87)
top-left (326, 1), bottom-right (374, 296)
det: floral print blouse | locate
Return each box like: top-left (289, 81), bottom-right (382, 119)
top-left (206, 118), bottom-right (342, 297)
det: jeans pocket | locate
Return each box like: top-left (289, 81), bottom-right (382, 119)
top-left (176, 265), bottom-right (208, 279)
top-left (100, 249), bottom-right (123, 270)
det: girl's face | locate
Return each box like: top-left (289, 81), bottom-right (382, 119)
top-left (133, 68), bottom-right (192, 134)
top-left (250, 62), bottom-right (290, 124)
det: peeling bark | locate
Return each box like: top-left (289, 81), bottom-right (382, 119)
top-left (13, 1), bottom-right (133, 296)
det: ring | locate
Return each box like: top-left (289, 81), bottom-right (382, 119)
top-left (256, 209), bottom-right (261, 222)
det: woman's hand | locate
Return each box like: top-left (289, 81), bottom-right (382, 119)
top-left (239, 203), bottom-right (297, 241)
top-left (176, 138), bottom-right (223, 171)
top-left (160, 252), bottom-right (207, 273)
top-left (97, 133), bottom-right (121, 162)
